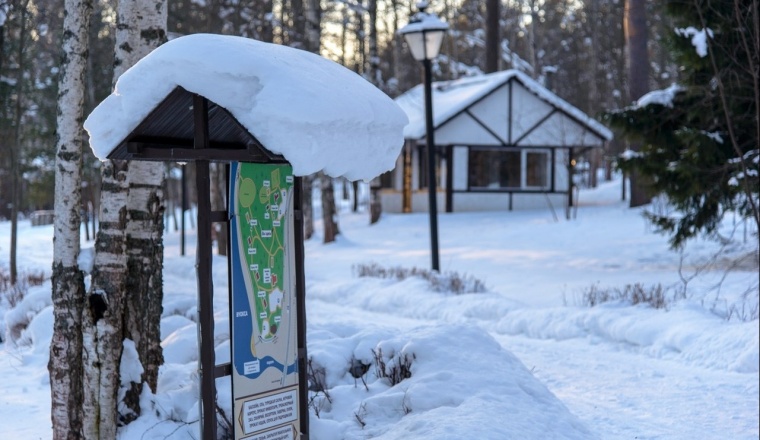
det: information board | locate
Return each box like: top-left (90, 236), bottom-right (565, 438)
top-left (229, 162), bottom-right (301, 439)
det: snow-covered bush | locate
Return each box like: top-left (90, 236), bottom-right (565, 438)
top-left (3, 281), bottom-right (52, 345)
top-left (573, 282), bottom-right (673, 309)
top-left (353, 262), bottom-right (486, 294)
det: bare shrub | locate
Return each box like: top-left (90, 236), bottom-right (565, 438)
top-left (576, 282), bottom-right (672, 310)
top-left (0, 267), bottom-right (45, 309)
top-left (721, 284), bottom-right (760, 322)
top-left (372, 348), bottom-right (415, 387)
top-left (354, 403), bottom-right (367, 429)
top-left (307, 357), bottom-right (331, 418)
top-left (349, 357), bottom-right (371, 390)
top-left (353, 262), bottom-right (486, 294)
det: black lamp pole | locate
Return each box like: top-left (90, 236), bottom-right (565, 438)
top-left (422, 57), bottom-right (440, 272)
top-left (399, 2), bottom-right (447, 272)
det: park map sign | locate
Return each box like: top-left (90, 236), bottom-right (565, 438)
top-left (229, 162), bottom-right (301, 440)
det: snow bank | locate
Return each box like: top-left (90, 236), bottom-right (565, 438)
top-left (494, 301), bottom-right (759, 373)
top-left (3, 282), bottom-right (52, 345)
top-left (307, 275), bottom-right (759, 374)
top-left (308, 323), bottom-right (594, 440)
top-left (84, 34), bottom-right (408, 181)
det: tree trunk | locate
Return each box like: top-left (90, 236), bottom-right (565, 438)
top-left (366, 0), bottom-right (382, 220)
top-left (211, 162), bottom-right (227, 256)
top-left (320, 173), bottom-right (339, 243)
top-left (118, 0), bottom-right (167, 420)
top-left (50, 0), bottom-right (91, 437)
top-left (302, 175), bottom-right (314, 240)
top-left (304, 0), bottom-right (321, 53)
top-left (625, 0), bottom-right (652, 207)
top-left (84, 158), bottom-right (129, 440)
top-left (485, 0), bottom-right (500, 73)
top-left (368, 0), bottom-right (380, 85)
top-left (352, 181), bottom-right (359, 212)
top-left (9, 0), bottom-right (31, 286)
top-left (85, 0), bottom-right (168, 435)
top-left (301, 0), bottom-right (321, 240)
top-left (123, 161), bottom-right (165, 421)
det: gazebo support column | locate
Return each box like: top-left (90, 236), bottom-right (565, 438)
top-left (194, 94), bottom-right (217, 440)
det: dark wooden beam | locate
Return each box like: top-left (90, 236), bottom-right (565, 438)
top-left (194, 94), bottom-right (217, 440)
top-left (125, 143), bottom-right (283, 162)
top-left (214, 362), bottom-right (232, 378)
top-left (294, 177), bottom-right (310, 438)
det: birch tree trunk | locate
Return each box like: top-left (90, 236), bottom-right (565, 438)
top-left (117, 0), bottom-right (168, 423)
top-left (49, 0), bottom-right (91, 437)
top-left (85, 0), bottom-right (167, 436)
top-left (123, 160), bottom-right (165, 422)
top-left (84, 158), bottom-right (129, 440)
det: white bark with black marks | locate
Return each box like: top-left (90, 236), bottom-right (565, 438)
top-left (86, 0), bottom-right (168, 435)
top-left (50, 0), bottom-right (91, 438)
top-left (117, 0), bottom-right (168, 424)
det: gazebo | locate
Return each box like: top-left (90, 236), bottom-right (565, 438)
top-left (381, 70), bottom-right (613, 214)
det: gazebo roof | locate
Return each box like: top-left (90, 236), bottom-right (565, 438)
top-left (395, 70), bottom-right (612, 146)
top-left (105, 86), bottom-right (280, 163)
top-left (85, 34), bottom-right (408, 180)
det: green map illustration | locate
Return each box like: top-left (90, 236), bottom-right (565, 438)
top-left (234, 163), bottom-right (295, 357)
top-left (231, 162), bottom-right (300, 438)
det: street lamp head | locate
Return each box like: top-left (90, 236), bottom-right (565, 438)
top-left (398, 2), bottom-right (449, 62)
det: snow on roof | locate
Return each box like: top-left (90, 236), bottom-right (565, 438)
top-left (395, 69), bottom-right (613, 142)
top-left (84, 34), bottom-right (408, 181)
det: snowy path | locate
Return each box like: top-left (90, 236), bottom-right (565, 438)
top-left (495, 334), bottom-right (758, 439)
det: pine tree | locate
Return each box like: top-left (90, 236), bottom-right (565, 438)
top-left (604, 0), bottom-right (759, 247)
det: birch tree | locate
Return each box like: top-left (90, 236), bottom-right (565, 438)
top-left (116, 0), bottom-right (168, 423)
top-left (49, 0), bottom-right (91, 438)
top-left (84, 0), bottom-right (167, 436)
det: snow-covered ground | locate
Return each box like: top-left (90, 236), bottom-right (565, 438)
top-left (1, 178), bottom-right (758, 439)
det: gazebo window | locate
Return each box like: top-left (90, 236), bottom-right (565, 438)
top-left (525, 151), bottom-right (549, 188)
top-left (468, 148), bottom-right (551, 190)
top-left (468, 149), bottom-right (521, 189)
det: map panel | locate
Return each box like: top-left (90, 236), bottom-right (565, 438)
top-left (229, 162), bottom-right (300, 439)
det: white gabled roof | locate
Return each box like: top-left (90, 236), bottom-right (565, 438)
top-left (395, 70), bottom-right (612, 143)
top-left (85, 34), bottom-right (408, 181)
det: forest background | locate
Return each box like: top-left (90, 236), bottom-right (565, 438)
top-left (0, 0), bottom-right (679, 224)
top-left (2, 0), bottom-right (759, 438)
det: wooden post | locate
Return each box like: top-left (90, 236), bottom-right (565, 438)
top-left (194, 94), bottom-right (217, 440)
top-left (294, 177), bottom-right (310, 438)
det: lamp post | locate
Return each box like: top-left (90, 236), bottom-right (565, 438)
top-left (399, 1), bottom-right (448, 272)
